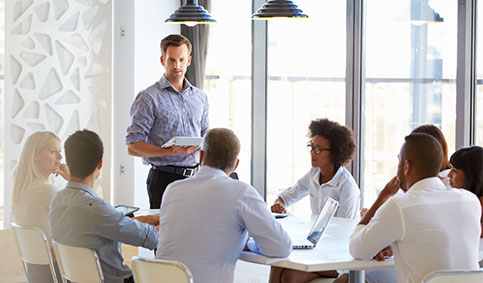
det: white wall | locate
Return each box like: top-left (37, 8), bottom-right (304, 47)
top-left (112, 0), bottom-right (179, 208)
top-left (4, 0), bottom-right (112, 225)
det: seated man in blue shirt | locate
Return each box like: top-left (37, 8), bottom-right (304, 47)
top-left (156, 128), bottom-right (292, 283)
top-left (49, 130), bottom-right (159, 283)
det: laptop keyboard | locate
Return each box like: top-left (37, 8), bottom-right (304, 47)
top-left (292, 237), bottom-right (314, 249)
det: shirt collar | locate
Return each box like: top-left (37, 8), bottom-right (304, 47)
top-left (158, 74), bottom-right (193, 93)
top-left (197, 165), bottom-right (229, 178)
top-left (407, 177), bottom-right (445, 192)
top-left (313, 166), bottom-right (345, 187)
top-left (66, 181), bottom-right (99, 198)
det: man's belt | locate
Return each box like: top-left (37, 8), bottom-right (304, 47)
top-left (151, 165), bottom-right (199, 177)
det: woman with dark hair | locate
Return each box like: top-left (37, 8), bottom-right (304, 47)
top-left (411, 124), bottom-right (451, 186)
top-left (271, 118), bottom-right (360, 219)
top-left (269, 118), bottom-right (360, 283)
top-left (449, 146), bottom-right (483, 237)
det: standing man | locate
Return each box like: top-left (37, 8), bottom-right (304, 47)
top-left (126, 34), bottom-right (209, 209)
top-left (349, 133), bottom-right (481, 283)
top-left (156, 128), bottom-right (292, 283)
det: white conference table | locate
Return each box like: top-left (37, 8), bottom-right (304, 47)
top-left (135, 209), bottom-right (483, 283)
top-left (239, 215), bottom-right (393, 283)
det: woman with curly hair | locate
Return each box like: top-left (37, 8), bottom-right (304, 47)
top-left (269, 118), bottom-right (360, 282)
top-left (271, 118), bottom-right (360, 219)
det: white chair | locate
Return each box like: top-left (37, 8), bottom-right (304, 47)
top-left (11, 223), bottom-right (59, 283)
top-left (52, 240), bottom-right (104, 283)
top-left (422, 268), bottom-right (483, 283)
top-left (131, 256), bottom-right (194, 283)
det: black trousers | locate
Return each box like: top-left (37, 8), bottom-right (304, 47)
top-left (146, 168), bottom-right (187, 209)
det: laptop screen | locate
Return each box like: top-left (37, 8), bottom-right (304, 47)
top-left (307, 197), bottom-right (339, 245)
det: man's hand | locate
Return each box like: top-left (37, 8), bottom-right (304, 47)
top-left (127, 141), bottom-right (199, 158)
top-left (271, 198), bottom-right (286, 213)
top-left (379, 176), bottom-right (401, 201)
top-left (359, 176), bottom-right (400, 226)
top-left (373, 245), bottom-right (393, 261)
top-left (359, 208), bottom-right (368, 218)
top-left (133, 213), bottom-right (160, 226)
top-left (165, 145), bottom-right (199, 156)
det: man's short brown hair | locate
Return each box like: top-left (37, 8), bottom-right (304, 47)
top-left (402, 133), bottom-right (443, 179)
top-left (160, 34), bottom-right (192, 55)
top-left (202, 128), bottom-right (240, 171)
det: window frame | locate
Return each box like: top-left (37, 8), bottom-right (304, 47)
top-left (250, 0), bottom-right (480, 208)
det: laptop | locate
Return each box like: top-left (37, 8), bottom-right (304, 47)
top-left (291, 197), bottom-right (339, 249)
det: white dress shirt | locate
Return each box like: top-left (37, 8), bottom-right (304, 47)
top-left (278, 166), bottom-right (360, 218)
top-left (350, 177), bottom-right (482, 283)
top-left (156, 166), bottom-right (292, 283)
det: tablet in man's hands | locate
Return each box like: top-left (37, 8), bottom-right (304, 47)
top-left (162, 136), bottom-right (203, 148)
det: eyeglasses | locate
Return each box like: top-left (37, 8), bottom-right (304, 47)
top-left (307, 144), bottom-right (330, 155)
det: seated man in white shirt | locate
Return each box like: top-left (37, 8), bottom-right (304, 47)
top-left (349, 133), bottom-right (482, 283)
top-left (156, 128), bottom-right (292, 283)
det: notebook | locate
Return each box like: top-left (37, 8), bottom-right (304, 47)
top-left (291, 197), bottom-right (339, 249)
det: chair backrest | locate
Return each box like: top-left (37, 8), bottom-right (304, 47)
top-left (52, 240), bottom-right (104, 283)
top-left (422, 269), bottom-right (483, 283)
top-left (11, 223), bottom-right (58, 283)
top-left (131, 256), bottom-right (194, 283)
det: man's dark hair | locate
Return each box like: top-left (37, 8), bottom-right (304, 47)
top-left (402, 133), bottom-right (443, 179)
top-left (160, 34), bottom-right (192, 55)
top-left (64, 130), bottom-right (104, 179)
top-left (411, 124), bottom-right (450, 171)
top-left (450, 146), bottom-right (483, 197)
top-left (308, 118), bottom-right (356, 168)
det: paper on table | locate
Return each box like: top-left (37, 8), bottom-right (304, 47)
top-left (161, 136), bottom-right (203, 148)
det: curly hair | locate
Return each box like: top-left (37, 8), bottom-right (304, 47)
top-left (308, 118), bottom-right (356, 168)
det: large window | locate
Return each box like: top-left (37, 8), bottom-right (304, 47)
top-left (266, 0), bottom-right (346, 216)
top-left (203, 1), bottom-right (252, 182)
top-left (363, 0), bottom-right (457, 206)
top-left (0, 1), bottom-right (5, 224)
top-left (477, 2), bottom-right (483, 146)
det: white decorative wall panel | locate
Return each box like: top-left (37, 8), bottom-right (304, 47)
top-left (4, 0), bottom-right (112, 224)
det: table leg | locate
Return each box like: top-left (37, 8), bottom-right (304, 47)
top-left (349, 270), bottom-right (365, 283)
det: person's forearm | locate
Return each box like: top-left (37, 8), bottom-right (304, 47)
top-left (127, 141), bottom-right (167, 158)
top-left (359, 194), bottom-right (390, 225)
top-left (133, 214), bottom-right (159, 226)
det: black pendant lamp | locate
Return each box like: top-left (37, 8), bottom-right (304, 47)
top-left (165, 0), bottom-right (216, 27)
top-left (252, 0), bottom-right (308, 20)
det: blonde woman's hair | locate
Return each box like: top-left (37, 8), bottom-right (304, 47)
top-left (12, 131), bottom-right (60, 207)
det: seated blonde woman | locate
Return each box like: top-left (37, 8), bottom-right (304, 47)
top-left (12, 131), bottom-right (69, 283)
